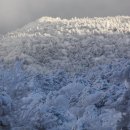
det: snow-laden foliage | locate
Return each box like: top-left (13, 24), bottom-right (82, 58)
top-left (0, 93), bottom-right (12, 130)
top-left (0, 16), bottom-right (130, 129)
top-left (0, 59), bottom-right (129, 130)
top-left (1, 16), bottom-right (130, 73)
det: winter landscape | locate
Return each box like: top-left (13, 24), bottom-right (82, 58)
top-left (0, 16), bottom-right (130, 130)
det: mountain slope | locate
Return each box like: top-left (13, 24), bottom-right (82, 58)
top-left (1, 16), bottom-right (130, 72)
top-left (0, 16), bottom-right (130, 130)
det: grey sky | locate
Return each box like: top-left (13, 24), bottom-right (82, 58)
top-left (0, 0), bottom-right (130, 34)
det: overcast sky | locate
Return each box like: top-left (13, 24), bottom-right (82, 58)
top-left (0, 0), bottom-right (130, 34)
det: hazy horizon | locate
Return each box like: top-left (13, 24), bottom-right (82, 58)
top-left (0, 0), bottom-right (130, 34)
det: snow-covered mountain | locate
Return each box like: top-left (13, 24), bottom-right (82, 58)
top-left (0, 16), bottom-right (130, 130)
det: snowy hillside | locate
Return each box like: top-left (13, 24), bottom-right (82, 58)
top-left (0, 16), bottom-right (130, 130)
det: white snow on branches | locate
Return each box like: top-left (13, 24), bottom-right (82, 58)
top-left (0, 16), bottom-right (130, 129)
